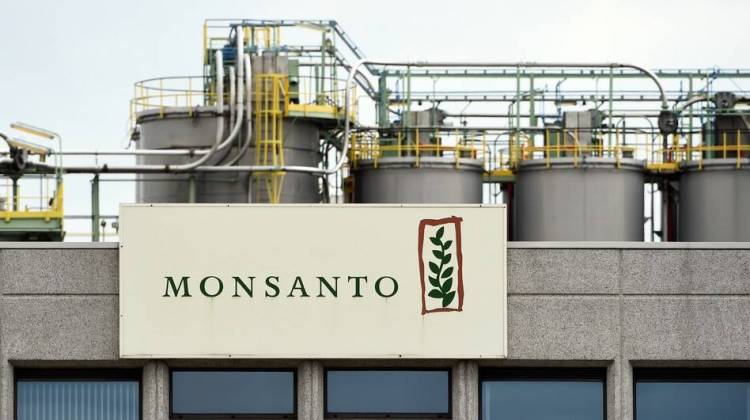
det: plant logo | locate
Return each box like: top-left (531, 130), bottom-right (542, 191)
top-left (418, 216), bottom-right (464, 314)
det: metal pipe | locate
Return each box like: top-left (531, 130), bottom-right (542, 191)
top-left (91, 175), bottom-right (100, 242)
top-left (675, 95), bottom-right (711, 113)
top-left (225, 54), bottom-right (253, 166)
top-left (154, 32), bottom-right (244, 172)
top-left (343, 60), bottom-right (669, 171)
top-left (229, 66), bottom-right (236, 126)
top-left (213, 32), bottom-right (245, 154)
top-left (165, 49), bottom-right (225, 172)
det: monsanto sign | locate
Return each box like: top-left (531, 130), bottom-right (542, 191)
top-left (119, 204), bottom-right (507, 359)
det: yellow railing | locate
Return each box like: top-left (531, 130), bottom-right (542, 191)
top-left (348, 130), bottom-right (488, 169)
top-left (642, 130), bottom-right (749, 171)
top-left (287, 76), bottom-right (358, 120)
top-left (0, 181), bottom-right (64, 222)
top-left (130, 75), bottom-right (357, 130)
top-left (130, 76), bottom-right (214, 127)
top-left (349, 127), bottom-right (750, 176)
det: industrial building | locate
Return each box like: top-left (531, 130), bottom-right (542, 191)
top-left (1, 19), bottom-right (750, 420)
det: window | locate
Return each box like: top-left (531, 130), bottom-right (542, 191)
top-left (480, 368), bottom-right (606, 420)
top-left (325, 369), bottom-right (451, 417)
top-left (635, 368), bottom-right (750, 420)
top-left (15, 369), bottom-right (141, 420)
top-left (170, 369), bottom-right (295, 417)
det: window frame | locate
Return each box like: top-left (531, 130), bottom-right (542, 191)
top-left (14, 368), bottom-right (143, 420)
top-left (633, 368), bottom-right (750, 420)
top-left (324, 367), bottom-right (453, 418)
top-left (478, 367), bottom-right (607, 420)
top-left (169, 368), bottom-right (298, 419)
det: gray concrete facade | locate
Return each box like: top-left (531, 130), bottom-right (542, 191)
top-left (2, 242), bottom-right (750, 420)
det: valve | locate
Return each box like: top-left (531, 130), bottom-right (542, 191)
top-left (658, 110), bottom-right (679, 135)
top-left (10, 147), bottom-right (28, 171)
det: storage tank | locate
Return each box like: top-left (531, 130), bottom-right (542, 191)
top-left (514, 157), bottom-right (645, 241)
top-left (135, 107), bottom-right (321, 203)
top-left (678, 159), bottom-right (750, 241)
top-left (350, 157), bottom-right (483, 203)
top-left (349, 109), bottom-right (484, 204)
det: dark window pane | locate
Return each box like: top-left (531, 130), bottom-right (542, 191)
top-left (171, 370), bottom-right (295, 415)
top-left (481, 371), bottom-right (604, 420)
top-left (326, 370), bottom-right (450, 415)
top-left (17, 379), bottom-right (139, 420)
top-left (636, 372), bottom-right (750, 420)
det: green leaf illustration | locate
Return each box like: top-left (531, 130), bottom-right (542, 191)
top-left (429, 261), bottom-right (440, 275)
top-left (428, 289), bottom-right (444, 299)
top-left (442, 291), bottom-right (456, 307)
top-left (441, 278), bottom-right (453, 294)
top-left (425, 224), bottom-right (458, 309)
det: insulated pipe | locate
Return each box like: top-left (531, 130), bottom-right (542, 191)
top-left (342, 59), bottom-right (670, 167)
top-left (675, 95), bottom-right (711, 113)
top-left (164, 49), bottom-right (226, 173)
top-left (215, 52), bottom-right (225, 144)
top-left (229, 67), bottom-right (236, 126)
top-left (225, 54), bottom-right (253, 166)
top-left (170, 31), bottom-right (244, 172)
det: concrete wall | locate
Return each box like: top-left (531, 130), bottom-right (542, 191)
top-left (2, 242), bottom-right (750, 420)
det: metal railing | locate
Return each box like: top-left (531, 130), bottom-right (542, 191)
top-left (348, 129), bottom-right (489, 169)
top-left (130, 76), bottom-right (214, 124)
top-left (130, 74), bottom-right (357, 128)
top-left (0, 178), bottom-right (63, 222)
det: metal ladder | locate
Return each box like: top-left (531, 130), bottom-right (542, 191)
top-left (253, 73), bottom-right (288, 203)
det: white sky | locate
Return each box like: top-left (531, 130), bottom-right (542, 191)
top-left (1, 0), bottom-right (749, 239)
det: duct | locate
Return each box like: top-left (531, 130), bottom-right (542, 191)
top-left (168, 28), bottom-right (245, 172)
top-left (342, 60), bottom-right (670, 168)
top-left (224, 54), bottom-right (253, 166)
top-left (675, 95), bottom-right (711, 113)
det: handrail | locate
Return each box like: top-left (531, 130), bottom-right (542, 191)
top-left (343, 60), bottom-right (669, 178)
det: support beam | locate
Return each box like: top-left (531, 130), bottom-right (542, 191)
top-left (91, 175), bottom-right (100, 242)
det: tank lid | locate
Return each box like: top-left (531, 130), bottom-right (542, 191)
top-left (680, 158), bottom-right (750, 172)
top-left (518, 156), bottom-right (645, 171)
top-left (353, 156), bottom-right (484, 171)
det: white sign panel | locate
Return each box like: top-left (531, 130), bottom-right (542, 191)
top-left (119, 204), bottom-right (507, 359)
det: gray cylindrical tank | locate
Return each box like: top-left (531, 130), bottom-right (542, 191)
top-left (514, 157), bottom-right (645, 241)
top-left (351, 157), bottom-right (483, 203)
top-left (679, 159), bottom-right (750, 241)
top-left (135, 107), bottom-right (321, 203)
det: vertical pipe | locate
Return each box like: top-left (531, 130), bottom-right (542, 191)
top-left (91, 175), bottom-right (100, 242)
top-left (188, 175), bottom-right (197, 203)
top-left (688, 77), bottom-right (693, 156)
top-left (320, 32), bottom-right (326, 103)
top-left (650, 182), bottom-right (655, 242)
top-left (608, 66), bottom-right (613, 151)
top-left (314, 65), bottom-right (320, 104)
top-left (11, 177), bottom-right (19, 211)
top-left (514, 67), bottom-right (521, 165)
top-left (529, 75), bottom-right (536, 127)
top-left (406, 66), bottom-right (412, 145)
top-left (378, 74), bottom-right (389, 128)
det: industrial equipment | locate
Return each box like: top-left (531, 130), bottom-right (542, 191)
top-left (2, 20), bottom-right (750, 242)
top-left (0, 125), bottom-right (64, 241)
top-left (677, 92), bottom-right (750, 241)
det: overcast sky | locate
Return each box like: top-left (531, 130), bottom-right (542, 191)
top-left (1, 0), bottom-right (749, 238)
